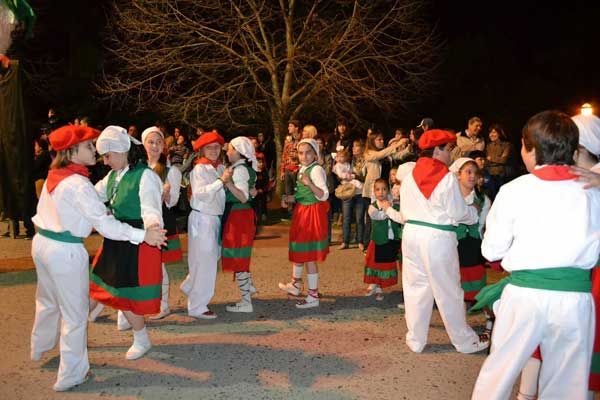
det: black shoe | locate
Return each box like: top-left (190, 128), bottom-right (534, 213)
top-left (0, 232), bottom-right (10, 238)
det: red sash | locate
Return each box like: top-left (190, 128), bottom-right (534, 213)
top-left (412, 157), bottom-right (449, 199)
top-left (46, 164), bottom-right (90, 193)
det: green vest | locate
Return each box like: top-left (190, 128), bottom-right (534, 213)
top-left (295, 163), bottom-right (320, 206)
top-left (457, 192), bottom-right (485, 240)
top-left (106, 163), bottom-right (148, 220)
top-left (371, 203), bottom-right (401, 245)
top-left (226, 163), bottom-right (257, 209)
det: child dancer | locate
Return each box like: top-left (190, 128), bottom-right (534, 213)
top-left (382, 129), bottom-right (488, 354)
top-left (30, 125), bottom-right (166, 391)
top-left (222, 136), bottom-right (258, 313)
top-left (512, 113), bottom-right (600, 400)
top-left (449, 158), bottom-right (491, 304)
top-left (364, 178), bottom-right (400, 301)
top-left (89, 126), bottom-right (165, 360)
top-left (180, 131), bottom-right (231, 319)
top-left (471, 111), bottom-right (600, 400)
top-left (278, 138), bottom-right (330, 308)
top-left (143, 126), bottom-right (182, 320)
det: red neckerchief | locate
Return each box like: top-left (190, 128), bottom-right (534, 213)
top-left (412, 157), bottom-right (449, 199)
top-left (195, 157), bottom-right (222, 168)
top-left (46, 163), bottom-right (90, 193)
top-left (530, 165), bottom-right (577, 181)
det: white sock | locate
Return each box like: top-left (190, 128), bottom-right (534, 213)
top-left (518, 357), bottom-right (541, 399)
top-left (307, 273), bottom-right (318, 296)
top-left (293, 264), bottom-right (304, 280)
top-left (235, 271), bottom-right (252, 304)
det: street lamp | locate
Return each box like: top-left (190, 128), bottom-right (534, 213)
top-left (581, 103), bottom-right (593, 116)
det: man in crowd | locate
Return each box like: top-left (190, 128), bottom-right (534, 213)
top-left (455, 116), bottom-right (484, 159)
top-left (280, 119), bottom-right (301, 219)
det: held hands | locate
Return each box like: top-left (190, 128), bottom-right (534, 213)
top-left (220, 167), bottom-right (233, 183)
top-left (249, 187), bottom-right (258, 198)
top-left (471, 202), bottom-right (482, 214)
top-left (396, 138), bottom-right (410, 150)
top-left (144, 224), bottom-right (168, 248)
top-left (283, 194), bottom-right (296, 204)
top-left (379, 200), bottom-right (391, 211)
top-left (571, 166), bottom-right (600, 189)
top-left (299, 172), bottom-right (311, 186)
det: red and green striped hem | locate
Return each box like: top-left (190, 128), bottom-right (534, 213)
top-left (222, 246), bottom-right (252, 272)
top-left (90, 271), bottom-right (161, 301)
top-left (364, 266), bottom-right (398, 288)
top-left (289, 238), bottom-right (329, 262)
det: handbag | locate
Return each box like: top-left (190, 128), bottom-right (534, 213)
top-left (335, 183), bottom-right (356, 200)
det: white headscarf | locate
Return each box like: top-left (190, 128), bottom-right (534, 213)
top-left (449, 157), bottom-right (476, 175)
top-left (395, 161), bottom-right (416, 182)
top-left (298, 138), bottom-right (320, 160)
top-left (230, 136), bottom-right (258, 171)
top-left (141, 126), bottom-right (164, 144)
top-left (572, 114), bottom-right (600, 157)
top-left (96, 125), bottom-right (142, 155)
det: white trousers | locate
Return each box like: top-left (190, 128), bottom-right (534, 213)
top-left (159, 263), bottom-right (169, 312)
top-left (472, 284), bottom-right (594, 400)
top-left (401, 225), bottom-right (480, 352)
top-left (30, 234), bottom-right (90, 388)
top-left (181, 211), bottom-right (220, 315)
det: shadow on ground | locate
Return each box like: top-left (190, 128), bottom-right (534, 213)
top-left (43, 343), bottom-right (359, 400)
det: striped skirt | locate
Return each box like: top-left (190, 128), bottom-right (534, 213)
top-left (221, 207), bottom-right (256, 273)
top-left (289, 201), bottom-right (329, 263)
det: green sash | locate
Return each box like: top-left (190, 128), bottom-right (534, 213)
top-left (405, 219), bottom-right (457, 232)
top-left (469, 267), bottom-right (592, 313)
top-left (38, 228), bottom-right (84, 244)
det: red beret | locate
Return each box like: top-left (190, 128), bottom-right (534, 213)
top-left (256, 152), bottom-right (265, 159)
top-left (418, 129), bottom-right (456, 150)
top-left (49, 125), bottom-right (101, 151)
top-left (193, 130), bottom-right (224, 152)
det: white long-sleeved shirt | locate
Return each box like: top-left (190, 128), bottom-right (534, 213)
top-left (32, 174), bottom-right (145, 244)
top-left (388, 170), bottom-right (478, 226)
top-left (95, 166), bottom-right (163, 229)
top-left (299, 163), bottom-right (329, 201)
top-left (481, 169), bottom-right (600, 271)
top-left (230, 159), bottom-right (251, 202)
top-left (189, 163), bottom-right (226, 216)
top-left (164, 166), bottom-right (182, 208)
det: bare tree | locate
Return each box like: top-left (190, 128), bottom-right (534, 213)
top-left (99, 0), bottom-right (439, 164)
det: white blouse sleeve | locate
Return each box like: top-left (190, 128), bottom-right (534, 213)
top-left (94, 172), bottom-right (110, 202)
top-left (368, 204), bottom-right (387, 220)
top-left (478, 195), bottom-right (491, 236)
top-left (74, 182), bottom-right (145, 244)
top-left (309, 165), bottom-right (329, 201)
top-left (165, 167), bottom-right (182, 208)
top-left (481, 187), bottom-right (515, 262)
top-left (385, 206), bottom-right (404, 224)
top-left (139, 169), bottom-right (164, 228)
top-left (232, 165), bottom-right (250, 202)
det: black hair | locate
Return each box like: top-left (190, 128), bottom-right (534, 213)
top-left (128, 143), bottom-right (148, 168)
top-left (373, 178), bottom-right (389, 189)
top-left (522, 110), bottom-right (578, 166)
top-left (468, 150), bottom-right (486, 159)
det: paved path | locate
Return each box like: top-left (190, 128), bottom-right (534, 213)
top-left (0, 224), bottom-right (501, 399)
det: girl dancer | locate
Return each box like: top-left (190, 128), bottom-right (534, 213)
top-left (364, 178), bottom-right (400, 301)
top-left (222, 136), bottom-right (258, 313)
top-left (89, 126), bottom-right (164, 360)
top-left (278, 138), bottom-right (329, 308)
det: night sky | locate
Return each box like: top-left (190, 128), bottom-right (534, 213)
top-left (16, 0), bottom-right (600, 141)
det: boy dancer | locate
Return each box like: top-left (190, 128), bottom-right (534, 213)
top-left (383, 129), bottom-right (488, 353)
top-left (471, 111), bottom-right (600, 400)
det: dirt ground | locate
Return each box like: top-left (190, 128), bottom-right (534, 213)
top-left (0, 224), bottom-right (503, 400)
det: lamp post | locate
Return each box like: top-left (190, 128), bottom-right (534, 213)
top-left (581, 103), bottom-right (593, 116)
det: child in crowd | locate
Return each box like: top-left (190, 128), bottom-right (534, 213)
top-left (469, 150), bottom-right (500, 200)
top-left (30, 125), bottom-right (166, 391)
top-left (363, 178), bottom-right (400, 301)
top-left (180, 131), bottom-right (232, 319)
top-left (278, 138), bottom-right (330, 308)
top-left (389, 166), bottom-right (400, 206)
top-left (253, 153), bottom-right (269, 224)
top-left (449, 158), bottom-right (491, 304)
top-left (333, 149), bottom-right (362, 189)
top-left (169, 134), bottom-right (190, 167)
top-left (89, 126), bottom-right (165, 361)
top-left (222, 136), bottom-right (258, 313)
top-left (471, 111), bottom-right (600, 400)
